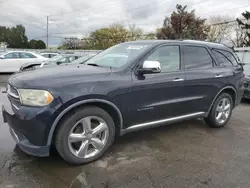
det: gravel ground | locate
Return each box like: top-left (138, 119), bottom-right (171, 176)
top-left (1, 74), bottom-right (250, 188)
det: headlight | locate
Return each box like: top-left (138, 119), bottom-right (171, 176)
top-left (18, 89), bottom-right (54, 106)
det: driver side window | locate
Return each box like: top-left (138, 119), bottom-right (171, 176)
top-left (145, 46), bottom-right (180, 72)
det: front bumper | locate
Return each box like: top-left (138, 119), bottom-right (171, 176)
top-left (2, 94), bottom-right (56, 157)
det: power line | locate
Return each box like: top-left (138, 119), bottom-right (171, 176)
top-left (50, 0), bottom-right (208, 23)
top-left (201, 4), bottom-right (249, 16)
top-left (47, 18), bottom-right (246, 39)
top-left (48, 3), bottom-right (249, 36)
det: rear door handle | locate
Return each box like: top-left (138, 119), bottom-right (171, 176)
top-left (215, 74), bottom-right (223, 78)
top-left (173, 78), bottom-right (184, 82)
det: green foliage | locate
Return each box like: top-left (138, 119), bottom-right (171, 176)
top-left (237, 11), bottom-right (250, 46)
top-left (0, 25), bottom-right (28, 48)
top-left (83, 24), bottom-right (130, 50)
top-left (156, 4), bottom-right (210, 40)
top-left (0, 25), bottom-right (45, 48)
top-left (81, 24), bottom-right (156, 50)
top-left (58, 37), bottom-right (82, 50)
top-left (28, 39), bottom-right (46, 49)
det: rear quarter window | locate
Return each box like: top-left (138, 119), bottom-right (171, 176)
top-left (212, 49), bottom-right (238, 67)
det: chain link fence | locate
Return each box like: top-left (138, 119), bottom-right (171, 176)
top-left (0, 48), bottom-right (101, 56)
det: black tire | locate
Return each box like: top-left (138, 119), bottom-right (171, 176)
top-left (55, 106), bottom-right (115, 165)
top-left (204, 93), bottom-right (233, 128)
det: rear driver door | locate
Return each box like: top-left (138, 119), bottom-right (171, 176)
top-left (183, 45), bottom-right (229, 114)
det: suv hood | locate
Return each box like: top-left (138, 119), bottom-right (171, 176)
top-left (9, 64), bottom-right (111, 88)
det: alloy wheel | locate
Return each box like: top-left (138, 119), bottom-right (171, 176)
top-left (215, 97), bottom-right (231, 124)
top-left (68, 116), bottom-right (109, 159)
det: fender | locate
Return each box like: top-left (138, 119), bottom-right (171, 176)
top-left (206, 86), bottom-right (237, 116)
top-left (47, 99), bottom-right (123, 145)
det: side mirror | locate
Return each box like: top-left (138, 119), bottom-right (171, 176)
top-left (137, 61), bottom-right (161, 74)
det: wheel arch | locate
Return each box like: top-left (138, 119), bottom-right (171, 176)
top-left (47, 99), bottom-right (123, 146)
top-left (207, 86), bottom-right (237, 116)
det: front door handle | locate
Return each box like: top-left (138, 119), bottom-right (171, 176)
top-left (173, 78), bottom-right (184, 82)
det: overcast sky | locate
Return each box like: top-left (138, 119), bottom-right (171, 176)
top-left (0, 0), bottom-right (249, 46)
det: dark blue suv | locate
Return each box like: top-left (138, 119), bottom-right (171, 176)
top-left (2, 40), bottom-right (244, 164)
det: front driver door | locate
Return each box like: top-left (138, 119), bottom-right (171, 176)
top-left (125, 45), bottom-right (189, 127)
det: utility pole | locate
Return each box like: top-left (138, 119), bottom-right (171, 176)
top-left (46, 16), bottom-right (49, 49)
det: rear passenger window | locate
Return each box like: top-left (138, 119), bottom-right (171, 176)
top-left (212, 49), bottom-right (238, 67)
top-left (184, 46), bottom-right (213, 70)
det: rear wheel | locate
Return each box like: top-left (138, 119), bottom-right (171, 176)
top-left (204, 93), bottom-right (233, 128)
top-left (55, 106), bottom-right (115, 164)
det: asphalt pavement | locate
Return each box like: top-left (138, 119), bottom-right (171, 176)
top-left (1, 74), bottom-right (250, 188)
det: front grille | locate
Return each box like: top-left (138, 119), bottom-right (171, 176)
top-left (8, 95), bottom-right (21, 109)
top-left (7, 85), bottom-right (21, 109)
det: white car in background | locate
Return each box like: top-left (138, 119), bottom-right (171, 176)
top-left (40, 52), bottom-right (60, 58)
top-left (0, 51), bottom-right (48, 72)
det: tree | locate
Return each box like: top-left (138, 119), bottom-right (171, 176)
top-left (0, 25), bottom-right (28, 48)
top-left (28, 39), bottom-right (46, 49)
top-left (59, 37), bottom-right (82, 49)
top-left (83, 24), bottom-right (130, 50)
top-left (58, 24), bottom-right (156, 50)
top-left (157, 4), bottom-right (210, 40)
top-left (128, 24), bottom-right (156, 40)
top-left (226, 21), bottom-right (246, 47)
top-left (236, 11), bottom-right (250, 46)
top-left (207, 16), bottom-right (232, 43)
top-left (35, 40), bottom-right (46, 49)
top-left (81, 24), bottom-right (156, 50)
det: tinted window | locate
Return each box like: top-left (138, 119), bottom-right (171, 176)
top-left (145, 46), bottom-right (180, 72)
top-left (59, 57), bottom-right (67, 63)
top-left (184, 46), bottom-right (213, 70)
top-left (4, 52), bottom-right (19, 59)
top-left (42, 54), bottom-right (50, 58)
top-left (212, 49), bottom-right (238, 67)
top-left (50, 54), bottom-right (57, 58)
top-left (69, 56), bottom-right (76, 62)
top-left (20, 53), bottom-right (36, 58)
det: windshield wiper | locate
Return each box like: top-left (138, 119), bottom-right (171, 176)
top-left (79, 57), bottom-right (92, 64)
top-left (86, 63), bottom-right (100, 67)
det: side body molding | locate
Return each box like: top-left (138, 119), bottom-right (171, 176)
top-left (47, 99), bottom-right (123, 145)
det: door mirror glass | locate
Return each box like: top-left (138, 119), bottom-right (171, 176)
top-left (138, 61), bottom-right (161, 74)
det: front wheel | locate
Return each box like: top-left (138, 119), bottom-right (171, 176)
top-left (204, 93), bottom-right (233, 128)
top-left (55, 106), bottom-right (115, 164)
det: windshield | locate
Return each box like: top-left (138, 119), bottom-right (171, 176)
top-left (45, 55), bottom-right (63, 64)
top-left (84, 43), bottom-right (152, 68)
top-left (71, 54), bottom-right (95, 64)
